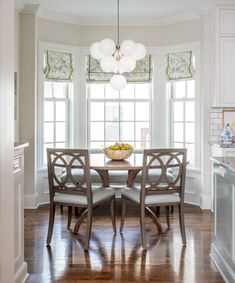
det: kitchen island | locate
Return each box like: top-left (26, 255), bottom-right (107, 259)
top-left (210, 156), bottom-right (235, 283)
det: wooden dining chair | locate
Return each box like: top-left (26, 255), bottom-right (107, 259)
top-left (120, 148), bottom-right (187, 250)
top-left (46, 148), bottom-right (116, 251)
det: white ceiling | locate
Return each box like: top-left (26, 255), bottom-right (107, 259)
top-left (16, 0), bottom-right (217, 25)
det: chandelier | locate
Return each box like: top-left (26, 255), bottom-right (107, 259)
top-left (89, 0), bottom-right (147, 90)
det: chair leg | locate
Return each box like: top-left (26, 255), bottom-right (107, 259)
top-left (60, 205), bottom-right (63, 214)
top-left (156, 206), bottom-right (160, 217)
top-left (179, 204), bottom-right (186, 245)
top-left (120, 197), bottom-right (126, 233)
top-left (166, 206), bottom-right (170, 228)
top-left (84, 207), bottom-right (93, 251)
top-left (110, 197), bottom-right (116, 235)
top-left (47, 204), bottom-right (55, 245)
top-left (74, 208), bottom-right (88, 234)
top-left (140, 205), bottom-right (147, 250)
top-left (171, 205), bottom-right (174, 214)
top-left (67, 206), bottom-right (72, 229)
top-left (74, 207), bottom-right (79, 217)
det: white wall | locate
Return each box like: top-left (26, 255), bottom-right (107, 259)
top-left (38, 18), bottom-right (200, 47)
top-left (19, 7), bottom-right (39, 209)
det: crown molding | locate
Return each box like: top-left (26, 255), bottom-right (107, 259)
top-left (15, 0), bottom-right (25, 12)
top-left (37, 8), bottom-right (202, 27)
top-left (37, 9), bottom-right (81, 25)
top-left (21, 4), bottom-right (41, 15)
top-left (214, 0), bottom-right (235, 5)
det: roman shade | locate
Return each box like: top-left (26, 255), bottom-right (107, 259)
top-left (166, 51), bottom-right (194, 80)
top-left (86, 55), bottom-right (153, 83)
top-left (44, 50), bottom-right (74, 81)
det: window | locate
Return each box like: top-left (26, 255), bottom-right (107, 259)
top-left (87, 83), bottom-right (152, 150)
top-left (168, 79), bottom-right (196, 166)
top-left (42, 81), bottom-right (72, 165)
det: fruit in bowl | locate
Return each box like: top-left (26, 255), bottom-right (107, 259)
top-left (104, 143), bottom-right (133, 160)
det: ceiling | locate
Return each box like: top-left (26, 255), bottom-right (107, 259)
top-left (16, 0), bottom-right (216, 25)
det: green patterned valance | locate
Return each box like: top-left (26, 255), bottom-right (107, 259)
top-left (166, 51), bottom-right (194, 81)
top-left (44, 50), bottom-right (73, 81)
top-left (86, 55), bottom-right (153, 83)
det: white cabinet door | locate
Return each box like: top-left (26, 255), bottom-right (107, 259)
top-left (219, 9), bottom-right (235, 35)
top-left (212, 7), bottom-right (235, 107)
top-left (220, 37), bottom-right (235, 104)
top-left (217, 37), bottom-right (235, 106)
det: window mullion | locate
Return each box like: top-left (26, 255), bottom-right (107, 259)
top-left (54, 100), bottom-right (56, 148)
top-left (119, 99), bottom-right (121, 143)
top-left (134, 85), bottom-right (136, 148)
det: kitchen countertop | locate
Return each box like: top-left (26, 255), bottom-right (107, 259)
top-left (209, 141), bottom-right (235, 148)
top-left (14, 142), bottom-right (29, 151)
top-left (211, 156), bottom-right (235, 173)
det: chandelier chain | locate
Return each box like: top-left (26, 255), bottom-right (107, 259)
top-left (117, 0), bottom-right (120, 46)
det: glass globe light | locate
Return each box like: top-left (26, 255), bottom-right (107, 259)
top-left (110, 74), bottom-right (127, 90)
top-left (90, 42), bottom-right (104, 59)
top-left (119, 56), bottom-right (136, 72)
top-left (100, 56), bottom-right (117, 72)
top-left (120, 40), bottom-right (136, 56)
top-left (99, 38), bottom-right (116, 56)
top-left (132, 43), bottom-right (146, 60)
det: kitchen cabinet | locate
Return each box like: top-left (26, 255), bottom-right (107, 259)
top-left (211, 156), bottom-right (235, 282)
top-left (212, 8), bottom-right (235, 107)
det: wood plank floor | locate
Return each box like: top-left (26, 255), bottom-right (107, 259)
top-left (25, 201), bottom-right (224, 283)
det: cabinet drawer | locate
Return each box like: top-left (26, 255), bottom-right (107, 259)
top-left (220, 9), bottom-right (235, 35)
top-left (14, 155), bottom-right (23, 174)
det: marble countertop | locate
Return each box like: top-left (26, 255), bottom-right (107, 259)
top-left (209, 142), bottom-right (235, 148)
top-left (14, 142), bottom-right (29, 151)
top-left (211, 156), bottom-right (235, 173)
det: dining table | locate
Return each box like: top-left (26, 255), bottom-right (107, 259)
top-left (89, 152), bottom-right (144, 187)
top-left (89, 152), bottom-right (164, 232)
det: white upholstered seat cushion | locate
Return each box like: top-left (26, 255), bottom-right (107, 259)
top-left (121, 187), bottom-right (180, 206)
top-left (53, 186), bottom-right (115, 206)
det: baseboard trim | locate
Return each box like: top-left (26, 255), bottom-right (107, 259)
top-left (185, 192), bottom-right (200, 207)
top-left (15, 261), bottom-right (28, 283)
top-left (24, 194), bottom-right (38, 209)
top-left (210, 243), bottom-right (235, 283)
top-left (37, 192), bottom-right (49, 206)
top-left (200, 194), bottom-right (211, 210)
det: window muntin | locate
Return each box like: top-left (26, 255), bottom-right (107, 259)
top-left (42, 81), bottom-right (71, 164)
top-left (87, 83), bottom-right (152, 150)
top-left (168, 79), bottom-right (196, 166)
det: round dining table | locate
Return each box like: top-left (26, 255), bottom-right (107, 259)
top-left (89, 153), bottom-right (144, 187)
top-left (89, 152), bottom-right (167, 232)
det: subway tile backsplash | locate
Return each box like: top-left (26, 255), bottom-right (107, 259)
top-left (210, 108), bottom-right (235, 142)
top-left (210, 108), bottom-right (224, 142)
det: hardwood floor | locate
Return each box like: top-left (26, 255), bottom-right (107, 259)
top-left (25, 201), bottom-right (224, 283)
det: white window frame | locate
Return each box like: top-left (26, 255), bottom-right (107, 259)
top-left (43, 82), bottom-right (70, 146)
top-left (169, 80), bottom-right (196, 165)
top-left (37, 42), bottom-right (79, 170)
top-left (87, 83), bottom-right (153, 152)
